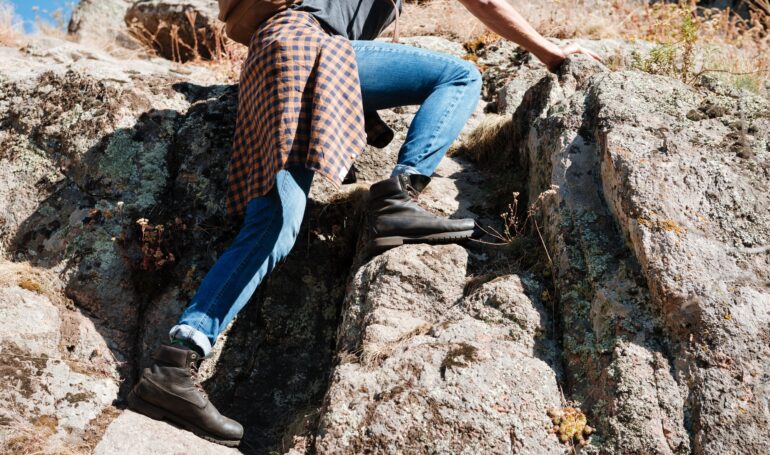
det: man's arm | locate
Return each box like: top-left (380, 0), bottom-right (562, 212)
top-left (456, 0), bottom-right (601, 71)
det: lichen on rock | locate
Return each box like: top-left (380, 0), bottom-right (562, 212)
top-left (1, 9), bottom-right (768, 455)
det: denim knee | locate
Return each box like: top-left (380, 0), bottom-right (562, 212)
top-left (446, 59), bottom-right (482, 103)
top-left (272, 167), bottom-right (313, 255)
top-left (448, 56), bottom-right (480, 82)
top-left (460, 61), bottom-right (483, 94)
top-left (274, 195), bottom-right (305, 257)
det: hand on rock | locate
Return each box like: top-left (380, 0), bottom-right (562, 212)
top-left (548, 44), bottom-right (603, 72)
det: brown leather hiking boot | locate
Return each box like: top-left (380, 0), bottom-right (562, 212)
top-left (367, 174), bottom-right (475, 254)
top-left (128, 344), bottom-right (243, 447)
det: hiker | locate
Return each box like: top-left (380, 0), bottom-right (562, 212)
top-left (127, 0), bottom-right (602, 447)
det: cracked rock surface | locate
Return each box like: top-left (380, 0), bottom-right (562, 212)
top-left (1, 13), bottom-right (768, 455)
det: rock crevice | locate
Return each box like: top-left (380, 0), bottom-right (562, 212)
top-left (1, 27), bottom-right (768, 455)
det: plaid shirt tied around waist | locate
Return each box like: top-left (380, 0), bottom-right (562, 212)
top-left (227, 9), bottom-right (393, 217)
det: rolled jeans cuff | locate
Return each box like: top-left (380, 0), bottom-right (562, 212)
top-left (391, 164), bottom-right (420, 177)
top-left (169, 324), bottom-right (213, 357)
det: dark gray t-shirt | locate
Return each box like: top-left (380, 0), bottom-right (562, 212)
top-left (295, 0), bottom-right (403, 41)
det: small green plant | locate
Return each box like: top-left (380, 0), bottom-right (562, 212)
top-left (547, 406), bottom-right (594, 447)
top-left (631, 44), bottom-right (677, 78)
top-left (630, 3), bottom-right (700, 83)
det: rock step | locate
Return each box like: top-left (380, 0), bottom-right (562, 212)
top-left (94, 410), bottom-right (242, 454)
top-left (315, 244), bottom-right (566, 454)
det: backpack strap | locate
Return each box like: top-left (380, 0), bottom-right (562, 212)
top-left (383, 0), bottom-right (400, 43)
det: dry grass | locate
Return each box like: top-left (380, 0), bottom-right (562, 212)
top-left (387, 0), bottom-right (769, 93)
top-left (32, 6), bottom-right (69, 40)
top-left (126, 11), bottom-right (247, 81)
top-left (0, 411), bottom-right (99, 455)
top-left (460, 114), bottom-right (514, 164)
top-left (360, 322), bottom-right (433, 368)
top-left (0, 0), bottom-right (21, 46)
top-left (392, 0), bottom-right (483, 42)
top-left (115, 0), bottom-right (768, 91)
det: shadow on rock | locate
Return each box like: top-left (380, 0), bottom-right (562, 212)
top-left (7, 78), bottom-right (365, 452)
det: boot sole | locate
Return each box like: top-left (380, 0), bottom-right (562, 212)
top-left (128, 390), bottom-right (241, 448)
top-left (369, 229), bottom-right (475, 255)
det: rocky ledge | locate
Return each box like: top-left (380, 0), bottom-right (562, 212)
top-left (0, 2), bottom-right (768, 455)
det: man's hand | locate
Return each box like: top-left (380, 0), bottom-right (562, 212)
top-left (457, 0), bottom-right (603, 73)
top-left (545, 43), bottom-right (603, 73)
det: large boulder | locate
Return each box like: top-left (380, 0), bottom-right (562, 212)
top-left (0, 262), bottom-right (119, 454)
top-left (471, 41), bottom-right (770, 454)
top-left (68, 0), bottom-right (135, 48)
top-left (2, 26), bottom-right (768, 455)
top-left (0, 36), bottom-right (230, 453)
top-left (315, 245), bottom-right (565, 454)
top-left (94, 410), bottom-right (241, 454)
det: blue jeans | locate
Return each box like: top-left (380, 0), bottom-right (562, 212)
top-left (171, 40), bottom-right (482, 355)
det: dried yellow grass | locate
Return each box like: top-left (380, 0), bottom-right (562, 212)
top-left (126, 10), bottom-right (247, 81)
top-left (461, 114), bottom-right (514, 164)
top-left (0, 0), bottom-right (21, 46)
top-left (385, 0), bottom-right (768, 93)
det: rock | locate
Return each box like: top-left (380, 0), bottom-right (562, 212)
top-left (517, 58), bottom-right (691, 455)
top-left (1, 32), bottom-right (366, 453)
top-left (0, 262), bottom-right (119, 454)
top-left (594, 69), bottom-right (770, 455)
top-left (316, 245), bottom-right (565, 454)
top-left (94, 410), bottom-right (241, 454)
top-left (386, 35), bottom-right (468, 58)
top-left (68, 0), bottom-right (136, 49)
top-left (482, 46), bottom-right (770, 454)
top-left (0, 38), bottom-right (220, 384)
top-left (2, 28), bottom-right (769, 455)
top-left (474, 38), bottom-right (655, 115)
top-left (124, 0), bottom-right (224, 62)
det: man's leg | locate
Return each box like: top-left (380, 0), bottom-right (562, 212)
top-left (352, 40), bottom-right (482, 176)
top-left (128, 166), bottom-right (314, 446)
top-left (170, 166), bottom-right (314, 355)
top-left (351, 40), bottom-right (481, 252)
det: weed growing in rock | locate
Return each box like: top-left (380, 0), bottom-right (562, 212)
top-left (127, 9), bottom-right (213, 62)
top-left (126, 9), bottom-right (246, 81)
top-left (478, 186), bottom-right (557, 256)
top-left (134, 217), bottom-right (187, 271)
top-left (617, 2), bottom-right (768, 92)
top-left (630, 3), bottom-right (700, 83)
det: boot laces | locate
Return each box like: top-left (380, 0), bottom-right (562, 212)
top-left (405, 184), bottom-right (420, 201)
top-left (189, 361), bottom-right (208, 398)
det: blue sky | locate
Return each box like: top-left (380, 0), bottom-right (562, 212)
top-left (8, 0), bottom-right (74, 33)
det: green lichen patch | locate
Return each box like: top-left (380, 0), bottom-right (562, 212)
top-left (99, 129), bottom-right (171, 211)
top-left (18, 277), bottom-right (43, 294)
top-left (547, 406), bottom-right (594, 446)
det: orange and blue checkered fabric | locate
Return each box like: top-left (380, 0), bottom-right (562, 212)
top-left (227, 9), bottom-right (390, 216)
